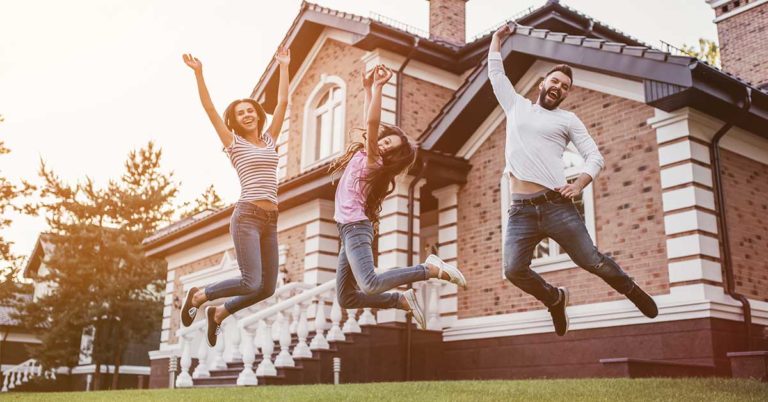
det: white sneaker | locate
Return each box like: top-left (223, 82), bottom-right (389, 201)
top-left (425, 254), bottom-right (467, 289)
top-left (403, 289), bottom-right (426, 330)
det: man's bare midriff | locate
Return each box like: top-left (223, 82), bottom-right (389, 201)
top-left (509, 174), bottom-right (550, 194)
top-left (249, 199), bottom-right (279, 211)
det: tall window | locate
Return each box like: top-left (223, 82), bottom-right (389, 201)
top-left (500, 145), bottom-right (596, 273)
top-left (303, 76), bottom-right (346, 170)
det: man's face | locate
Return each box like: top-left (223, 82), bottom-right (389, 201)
top-left (537, 71), bottom-right (572, 110)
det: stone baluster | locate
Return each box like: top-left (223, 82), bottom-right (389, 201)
top-left (192, 331), bottom-right (210, 378)
top-left (359, 308), bottom-right (377, 326)
top-left (290, 303), bottom-right (301, 334)
top-left (343, 309), bottom-right (362, 333)
top-left (2, 371), bottom-right (10, 392)
top-left (225, 319), bottom-right (242, 362)
top-left (427, 281), bottom-right (443, 330)
top-left (327, 295), bottom-right (346, 341)
top-left (175, 334), bottom-right (194, 388)
top-left (293, 300), bottom-right (312, 358)
top-left (255, 319), bottom-right (277, 377)
top-left (7, 372), bottom-right (16, 390)
top-left (212, 328), bottom-right (227, 370)
top-left (274, 312), bottom-right (295, 367)
top-left (310, 296), bottom-right (330, 350)
top-left (271, 311), bottom-right (282, 342)
top-left (236, 325), bottom-right (258, 386)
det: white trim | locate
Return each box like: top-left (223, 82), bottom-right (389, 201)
top-left (666, 233), bottom-right (720, 259)
top-left (664, 209), bottom-right (718, 235)
top-left (668, 258), bottom-right (723, 283)
top-left (712, 0), bottom-right (768, 22)
top-left (70, 364), bottom-right (151, 375)
top-left (165, 234), bottom-right (232, 271)
top-left (658, 140), bottom-right (711, 166)
top-left (661, 186), bottom-right (715, 212)
top-left (301, 75), bottom-right (347, 171)
top-left (443, 283), bottom-right (768, 342)
top-left (179, 250), bottom-right (239, 292)
top-left (288, 28), bottom-right (355, 97)
top-left (660, 162), bottom-right (713, 189)
top-left (362, 48), bottom-right (464, 90)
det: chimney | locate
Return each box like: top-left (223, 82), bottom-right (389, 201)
top-left (427, 0), bottom-right (468, 45)
top-left (706, 0), bottom-right (768, 88)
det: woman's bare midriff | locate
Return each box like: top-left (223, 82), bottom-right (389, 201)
top-left (509, 174), bottom-right (550, 194)
top-left (249, 199), bottom-right (279, 211)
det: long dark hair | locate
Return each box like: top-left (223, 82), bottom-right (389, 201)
top-left (222, 99), bottom-right (267, 137)
top-left (329, 124), bottom-right (417, 234)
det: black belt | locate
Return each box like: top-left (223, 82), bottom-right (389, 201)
top-left (511, 190), bottom-right (566, 206)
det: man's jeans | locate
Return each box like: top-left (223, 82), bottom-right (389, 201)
top-left (503, 198), bottom-right (634, 307)
top-left (336, 220), bottom-right (428, 309)
top-left (205, 201), bottom-right (279, 314)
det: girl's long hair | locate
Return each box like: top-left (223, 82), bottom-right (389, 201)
top-left (329, 124), bottom-right (417, 234)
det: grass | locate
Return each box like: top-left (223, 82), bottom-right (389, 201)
top-left (2, 378), bottom-right (767, 401)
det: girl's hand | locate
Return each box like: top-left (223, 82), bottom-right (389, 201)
top-left (183, 53), bottom-right (203, 73)
top-left (275, 47), bottom-right (291, 67)
top-left (361, 68), bottom-right (376, 91)
top-left (373, 65), bottom-right (393, 88)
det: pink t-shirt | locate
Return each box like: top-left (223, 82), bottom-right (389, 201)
top-left (334, 151), bottom-right (378, 224)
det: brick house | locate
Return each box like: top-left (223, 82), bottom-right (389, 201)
top-left (143, 0), bottom-right (768, 387)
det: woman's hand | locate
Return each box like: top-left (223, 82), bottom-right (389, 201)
top-left (183, 53), bottom-right (203, 73)
top-left (275, 46), bottom-right (290, 67)
top-left (373, 65), bottom-right (393, 88)
top-left (361, 68), bottom-right (376, 91)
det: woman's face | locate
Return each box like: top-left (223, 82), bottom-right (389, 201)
top-left (234, 102), bottom-right (260, 132)
top-left (378, 134), bottom-right (403, 155)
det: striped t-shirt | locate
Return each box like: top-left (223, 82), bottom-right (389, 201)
top-left (225, 133), bottom-right (279, 205)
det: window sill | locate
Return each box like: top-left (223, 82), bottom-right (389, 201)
top-left (531, 254), bottom-right (579, 274)
top-left (301, 152), bottom-right (342, 173)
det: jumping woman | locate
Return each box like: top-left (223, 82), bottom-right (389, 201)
top-left (179, 47), bottom-right (290, 347)
top-left (329, 65), bottom-right (467, 329)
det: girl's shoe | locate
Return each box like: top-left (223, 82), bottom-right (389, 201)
top-left (180, 287), bottom-right (199, 327)
top-left (205, 306), bottom-right (221, 347)
top-left (403, 289), bottom-right (427, 330)
top-left (425, 254), bottom-right (467, 289)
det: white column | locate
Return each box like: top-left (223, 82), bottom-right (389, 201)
top-left (327, 294), bottom-right (346, 341)
top-left (310, 296), bottom-right (330, 350)
top-left (376, 175), bottom-right (425, 324)
top-left (237, 326), bottom-right (258, 386)
top-left (303, 200), bottom-right (339, 285)
top-left (175, 334), bottom-right (194, 388)
top-left (293, 300), bottom-right (313, 358)
top-left (274, 311), bottom-right (295, 367)
top-left (432, 184), bottom-right (461, 327)
top-left (255, 319), bottom-right (277, 377)
top-left (649, 108), bottom-right (723, 291)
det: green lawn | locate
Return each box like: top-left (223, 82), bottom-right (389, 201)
top-left (3, 378), bottom-right (767, 401)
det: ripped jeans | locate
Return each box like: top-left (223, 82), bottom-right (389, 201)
top-left (503, 197), bottom-right (634, 307)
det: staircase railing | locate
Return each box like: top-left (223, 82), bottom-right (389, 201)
top-left (1, 359), bottom-right (56, 392)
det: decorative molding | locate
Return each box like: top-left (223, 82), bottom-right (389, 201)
top-left (712, 0), bottom-right (768, 22)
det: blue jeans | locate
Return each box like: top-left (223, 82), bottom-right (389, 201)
top-left (503, 198), bottom-right (634, 307)
top-left (336, 220), bottom-right (428, 309)
top-left (205, 201), bottom-right (279, 314)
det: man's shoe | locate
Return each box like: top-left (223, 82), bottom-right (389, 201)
top-left (180, 287), bottom-right (199, 327)
top-left (626, 283), bottom-right (658, 318)
top-left (548, 287), bottom-right (569, 336)
top-left (205, 306), bottom-right (221, 347)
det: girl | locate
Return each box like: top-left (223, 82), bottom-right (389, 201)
top-left (179, 48), bottom-right (290, 347)
top-left (330, 65), bottom-right (467, 329)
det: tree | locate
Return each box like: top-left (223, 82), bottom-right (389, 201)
top-left (681, 38), bottom-right (720, 68)
top-left (17, 141), bottom-right (177, 390)
top-left (180, 184), bottom-right (224, 219)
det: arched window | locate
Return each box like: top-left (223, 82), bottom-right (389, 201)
top-left (500, 145), bottom-right (596, 274)
top-left (302, 76), bottom-right (346, 170)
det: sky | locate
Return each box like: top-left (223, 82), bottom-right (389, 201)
top-left (0, 0), bottom-right (718, 261)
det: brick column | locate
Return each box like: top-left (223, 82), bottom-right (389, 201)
top-left (376, 175), bottom-right (425, 324)
top-left (649, 108), bottom-right (723, 293)
top-left (432, 184), bottom-right (460, 327)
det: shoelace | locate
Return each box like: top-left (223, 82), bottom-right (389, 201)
top-left (188, 307), bottom-right (197, 318)
top-left (215, 325), bottom-right (222, 336)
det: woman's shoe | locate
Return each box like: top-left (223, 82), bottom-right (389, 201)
top-left (425, 254), bottom-right (467, 289)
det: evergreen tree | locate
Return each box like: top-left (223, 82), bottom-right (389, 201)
top-left (180, 184), bottom-right (225, 219)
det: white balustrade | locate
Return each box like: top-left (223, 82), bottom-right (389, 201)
top-left (290, 304), bottom-right (301, 334)
top-left (327, 295), bottom-right (345, 341)
top-left (255, 319), bottom-right (277, 377)
top-left (359, 308), bottom-right (377, 326)
top-left (309, 296), bottom-right (330, 350)
top-left (225, 318), bottom-right (242, 362)
top-left (274, 313), bottom-right (295, 367)
top-left (1, 359), bottom-right (51, 392)
top-left (237, 326), bottom-right (258, 386)
top-left (175, 333), bottom-right (194, 388)
top-left (427, 280), bottom-right (443, 330)
top-left (343, 309), bottom-right (362, 333)
top-left (192, 332), bottom-right (210, 379)
top-left (293, 300), bottom-right (312, 358)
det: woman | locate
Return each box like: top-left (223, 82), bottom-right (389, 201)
top-left (330, 65), bottom-right (467, 329)
top-left (179, 48), bottom-right (290, 347)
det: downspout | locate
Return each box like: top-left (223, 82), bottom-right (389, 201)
top-left (398, 36), bottom-right (420, 381)
top-left (709, 86), bottom-right (753, 349)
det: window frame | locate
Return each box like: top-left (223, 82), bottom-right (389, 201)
top-left (301, 75), bottom-right (346, 171)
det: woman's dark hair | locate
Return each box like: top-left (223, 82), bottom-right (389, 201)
top-left (329, 124), bottom-right (417, 234)
top-left (223, 99), bottom-right (267, 137)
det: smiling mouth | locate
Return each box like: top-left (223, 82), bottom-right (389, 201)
top-left (547, 90), bottom-right (560, 101)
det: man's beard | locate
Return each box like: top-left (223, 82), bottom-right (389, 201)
top-left (538, 87), bottom-right (564, 110)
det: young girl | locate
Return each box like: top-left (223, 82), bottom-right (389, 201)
top-left (179, 48), bottom-right (290, 347)
top-left (329, 65), bottom-right (467, 329)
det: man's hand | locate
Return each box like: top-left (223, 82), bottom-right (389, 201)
top-left (493, 24), bottom-right (513, 41)
top-left (555, 182), bottom-right (583, 199)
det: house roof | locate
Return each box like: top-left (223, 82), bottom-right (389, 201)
top-left (0, 294), bottom-right (32, 327)
top-left (420, 23), bottom-right (768, 153)
top-left (22, 233), bottom-right (53, 280)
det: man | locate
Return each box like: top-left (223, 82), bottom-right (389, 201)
top-left (489, 24), bottom-right (658, 336)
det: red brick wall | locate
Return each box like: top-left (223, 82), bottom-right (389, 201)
top-left (715, 1), bottom-right (768, 87)
top-left (428, 0), bottom-right (467, 45)
top-left (279, 225), bottom-right (307, 284)
top-left (285, 39), bottom-right (367, 179)
top-left (720, 149), bottom-right (768, 301)
top-left (401, 75), bottom-right (455, 138)
top-left (456, 84), bottom-right (668, 318)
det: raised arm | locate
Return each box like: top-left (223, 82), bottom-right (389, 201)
top-left (488, 25), bottom-right (521, 112)
top-left (183, 54), bottom-right (234, 148)
top-left (265, 47), bottom-right (291, 141)
top-left (361, 68), bottom-right (375, 122)
top-left (365, 65), bottom-right (393, 166)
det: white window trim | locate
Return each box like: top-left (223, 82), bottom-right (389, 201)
top-left (301, 74), bottom-right (346, 171)
top-left (500, 148), bottom-right (597, 276)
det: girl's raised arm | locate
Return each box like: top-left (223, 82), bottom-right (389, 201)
top-left (365, 65), bottom-right (393, 166)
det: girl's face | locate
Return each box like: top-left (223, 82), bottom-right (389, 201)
top-left (377, 134), bottom-right (403, 155)
top-left (234, 102), bottom-right (260, 132)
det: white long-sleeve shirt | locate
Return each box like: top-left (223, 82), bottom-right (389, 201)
top-left (488, 51), bottom-right (604, 190)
